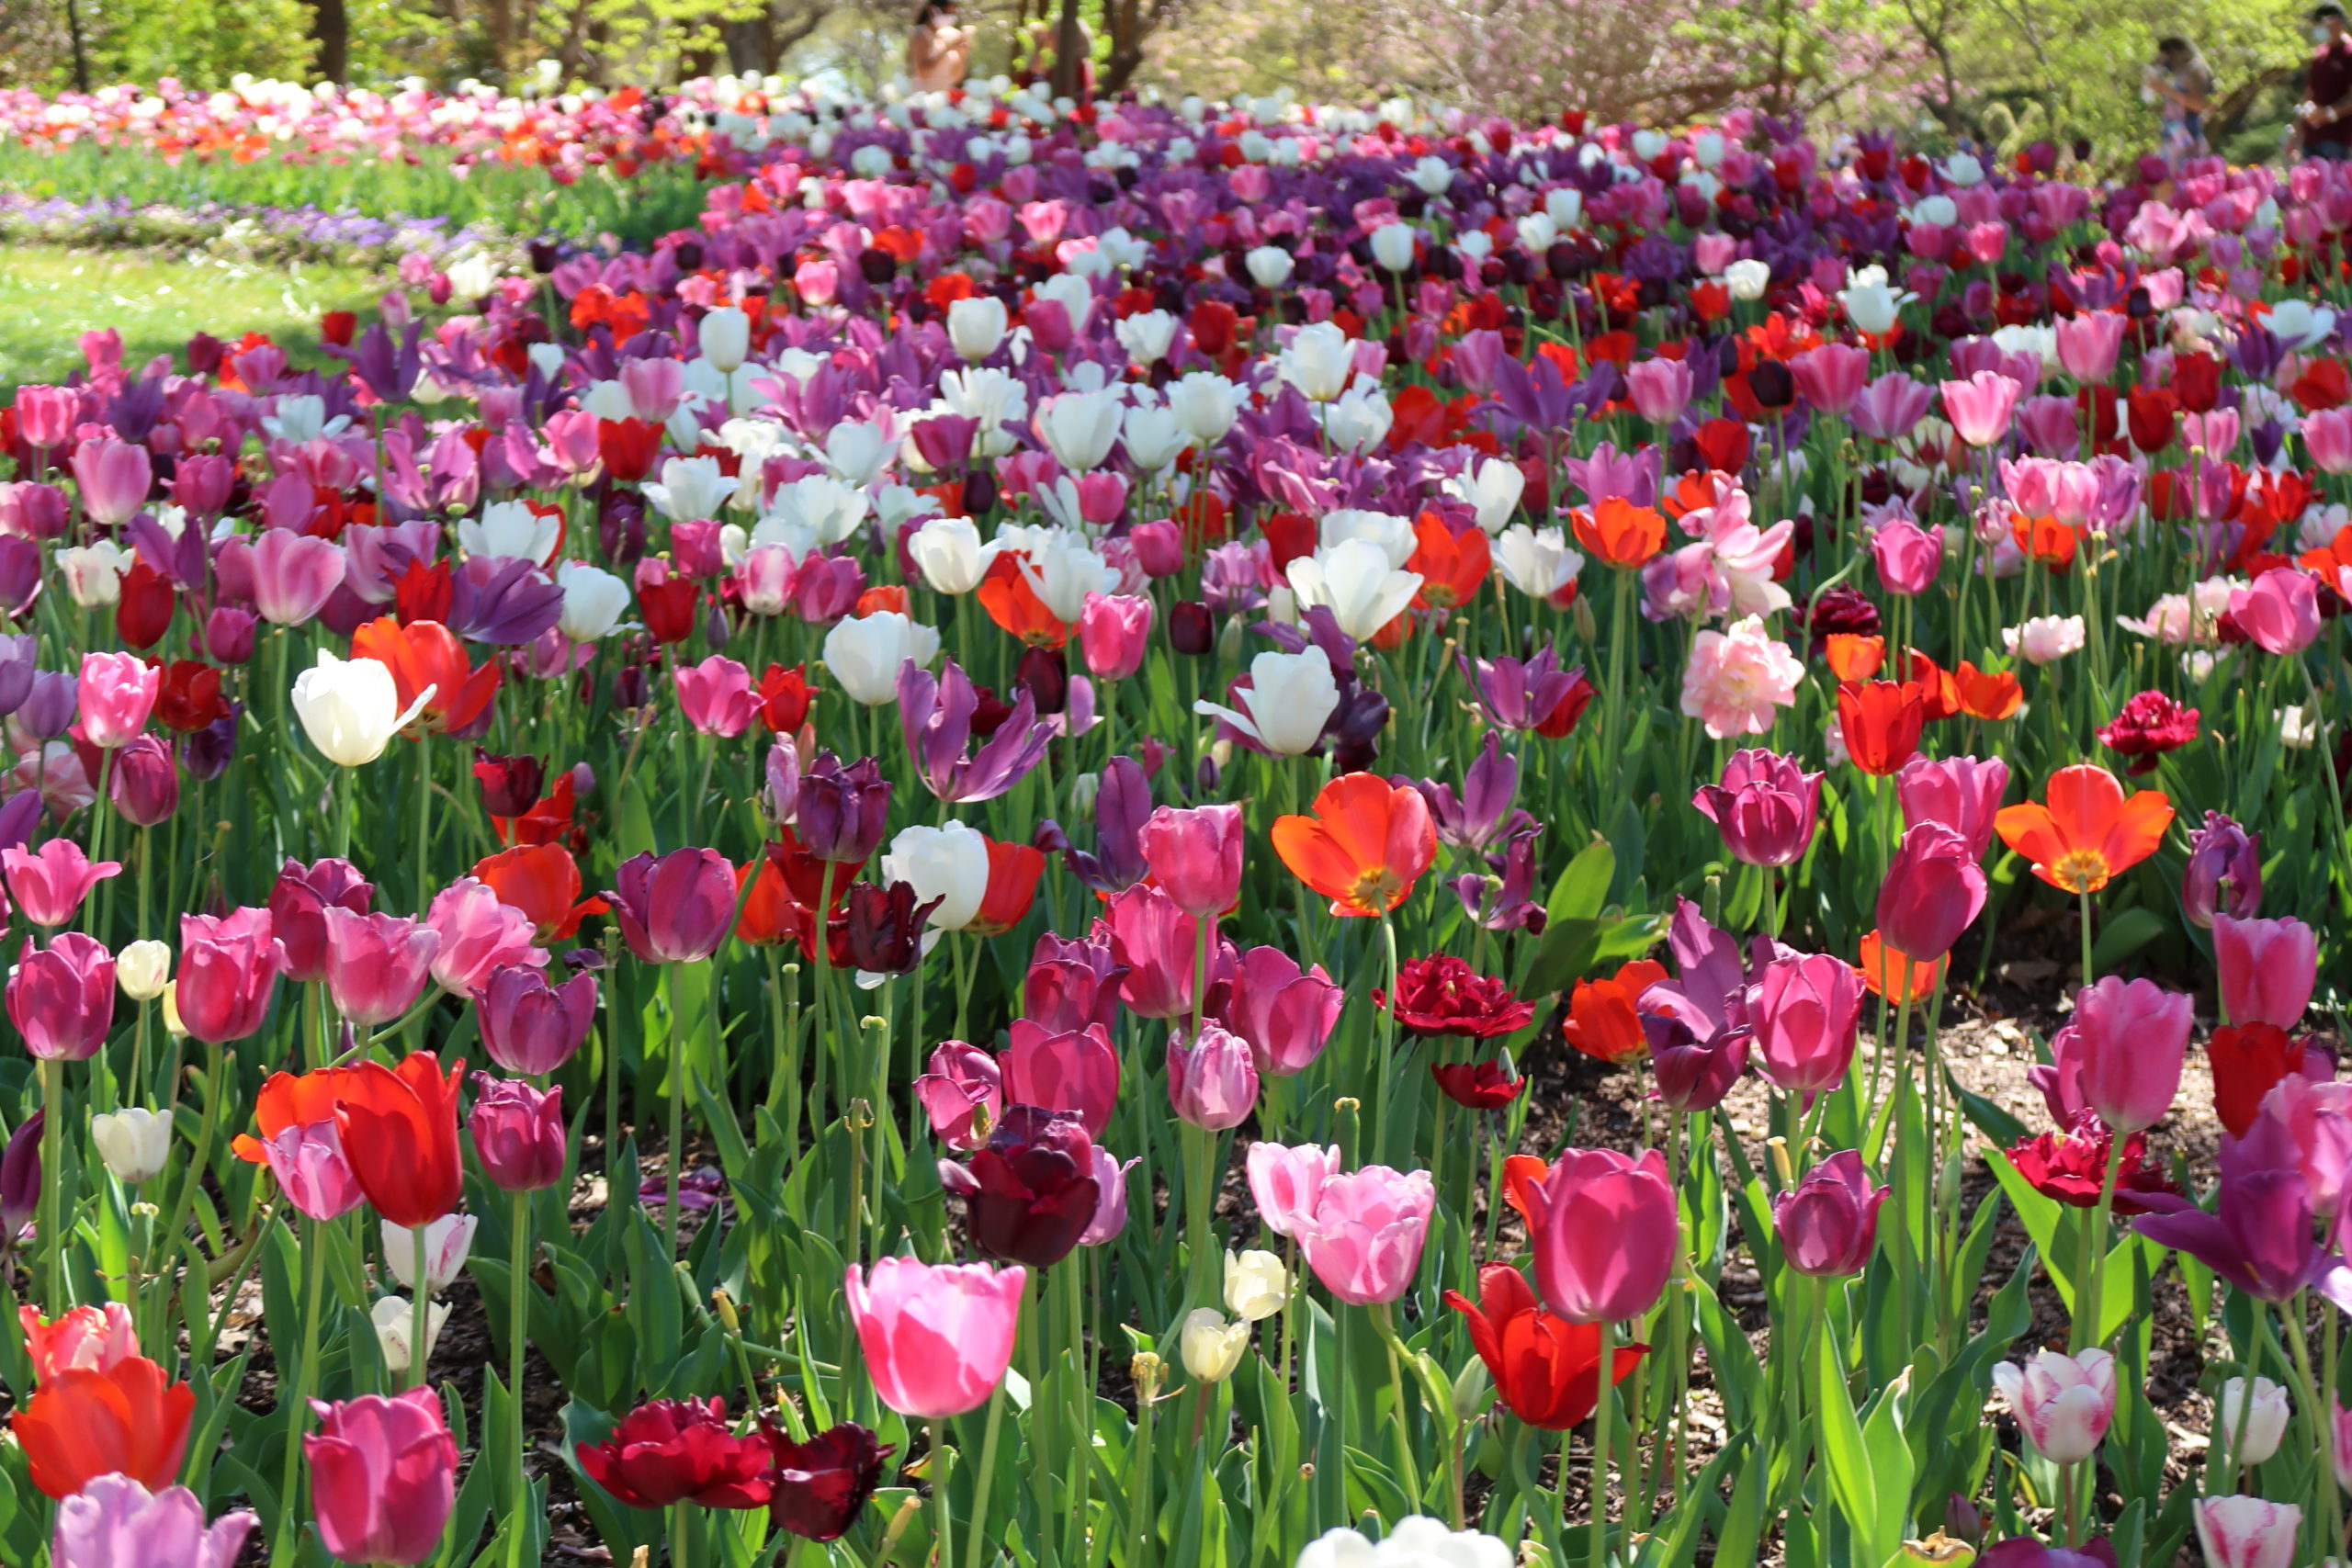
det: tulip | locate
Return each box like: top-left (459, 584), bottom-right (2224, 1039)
top-left (2072, 976), bottom-right (2191, 1135)
top-left (1296, 1519), bottom-right (1514, 1567)
top-left (380, 1213), bottom-right (476, 1294)
top-left (293, 651), bottom-right (433, 767)
top-left (2135, 1116), bottom-right (2331, 1302)
top-left (1140, 802), bottom-right (1245, 919)
top-left (471, 964), bottom-right (596, 1077)
top-left (1181, 1308), bottom-right (1250, 1382)
top-left (255, 1120), bottom-right (367, 1222)
top-left (1941, 369), bottom-right (2022, 446)
top-left (1875, 821), bottom-right (1988, 964)
top-left (116, 937), bottom-right (170, 1001)
top-left (673, 654), bottom-right (756, 737)
top-left (1, 1108), bottom-right (40, 1239)
top-left (6, 934), bottom-right (116, 1060)
top-left (20, 1302), bottom-right (138, 1379)
top-left (2215, 1375), bottom-right (2290, 1466)
top-left (1272, 773), bottom-right (1438, 919)
top-left (1297, 1165), bottom-right (1435, 1305)
top-left (1001, 1021), bottom-right (1119, 1138)
top-left (1443, 1264), bottom-right (1647, 1430)
top-left (266, 859), bottom-right (371, 986)
top-left (2190, 1496), bottom-right (2300, 1568)
top-left (1994, 764), bottom-right (2174, 896)
top-left (1102, 884), bottom-right (1225, 1020)
top-left (899, 659), bottom-right (1051, 805)
top-left (1870, 519), bottom-right (1943, 596)
top-left (2213, 914), bottom-right (2316, 1030)
top-left (91, 1106), bottom-right (171, 1184)
top-left (369, 1294), bottom-right (448, 1382)
top-left (844, 1255), bottom-right (1026, 1418)
top-left (2056, 310), bottom-right (2125, 381)
top-left (797, 752), bottom-right (893, 863)
top-left (1286, 540), bottom-right (1420, 640)
top-left (1691, 749), bottom-right (1821, 867)
top-left (1078, 592), bottom-right (1154, 680)
top-left (575, 1395), bottom-right (775, 1510)
top-left (1225, 946), bottom-right (1345, 1076)
top-left (1195, 646), bottom-right (1341, 756)
top-left (465, 1074), bottom-right (565, 1194)
top-left (319, 909), bottom-right (438, 1028)
top-left (251, 528), bottom-right (345, 626)
top-left (305, 1389), bottom-right (458, 1565)
top-left (76, 651), bottom-right (159, 749)
top-left (1246, 1142), bottom-right (1340, 1238)
top-left (11, 1354), bottom-right (193, 1496)
top-left (1167, 1022), bottom-right (1261, 1130)
top-left (1749, 953), bottom-right (1861, 1096)
top-left (107, 734), bottom-right (179, 825)
top-left (1225, 1248), bottom-right (1289, 1321)
top-left (1992, 1348), bottom-right (2116, 1463)
top-left (3, 839), bottom-right (121, 929)
top-left (823, 610), bottom-right (940, 705)
top-left (879, 822), bottom-right (989, 933)
top-left (1772, 1149), bottom-right (1887, 1275)
top-left (767, 1423), bottom-right (889, 1542)
top-left (2181, 811), bottom-right (2262, 928)
top-left (939, 1106), bottom-right (1100, 1269)
top-left (1625, 356), bottom-right (1693, 424)
top-left (50, 1472), bottom-right (255, 1568)
top-left (555, 561), bottom-right (630, 642)
top-left (334, 1053), bottom-right (465, 1229)
top-left (69, 438), bottom-right (152, 526)
top-left (1896, 755), bottom-right (2010, 861)
top-left (2228, 570), bottom-right (2322, 656)
top-left (423, 877), bottom-right (546, 997)
top-left (1527, 1148), bottom-right (1676, 1322)
top-left (603, 848), bottom-right (736, 964)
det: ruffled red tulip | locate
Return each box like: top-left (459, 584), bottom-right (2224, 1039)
top-left (1377, 953), bottom-right (1534, 1039)
top-left (578, 1397), bottom-right (775, 1510)
top-left (1431, 1058), bottom-right (1526, 1109)
top-left (767, 1423), bottom-right (889, 1542)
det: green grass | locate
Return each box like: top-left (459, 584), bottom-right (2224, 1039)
top-left (0, 243), bottom-right (382, 390)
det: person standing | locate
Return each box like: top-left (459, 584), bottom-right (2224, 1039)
top-left (907, 0), bottom-right (972, 93)
top-left (2144, 36), bottom-right (2213, 164)
top-left (2298, 4), bottom-right (2352, 161)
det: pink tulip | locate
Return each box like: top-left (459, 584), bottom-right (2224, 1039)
top-left (50, 1472), bottom-right (255, 1568)
top-left (304, 1389), bottom-right (459, 1567)
top-left (2214, 913), bottom-right (2317, 1030)
top-left (1297, 1165), bottom-right (1435, 1305)
top-left (425, 878), bottom-right (548, 996)
top-left (2073, 976), bottom-right (2192, 1134)
top-left (1139, 803), bottom-right (1244, 919)
top-left (1078, 592), bottom-right (1154, 681)
top-left (1102, 884), bottom-right (1225, 1020)
top-left (2333, 1398), bottom-right (2352, 1495)
top-left (257, 1120), bottom-right (367, 1222)
top-left (914, 1041), bottom-right (1002, 1151)
top-left (2, 839), bottom-right (121, 928)
top-left (602, 849), bottom-right (738, 965)
top-left (12, 386), bottom-right (77, 451)
top-left (2191, 1495), bottom-right (2301, 1568)
top-left (175, 908), bottom-right (284, 1043)
top-left (266, 858), bottom-right (373, 985)
top-left (6, 933), bottom-right (115, 1061)
top-left (845, 1256), bottom-right (1025, 1418)
top-left (1790, 343), bottom-right (1870, 414)
top-left (68, 438), bottom-right (152, 527)
top-left (1001, 1021), bottom-right (1119, 1137)
top-left (1751, 952), bottom-right (1862, 1095)
top-left (1992, 1348), bottom-right (2115, 1463)
top-left (250, 528), bottom-right (345, 626)
top-left (321, 909), bottom-right (441, 1027)
top-left (1939, 370), bottom-right (2022, 447)
top-left (468, 1075), bottom-right (566, 1192)
top-left (2055, 310), bottom-right (2126, 382)
top-left (1528, 1147), bottom-right (1677, 1322)
top-left (1126, 520), bottom-right (1184, 579)
top-left (673, 654), bottom-right (756, 737)
top-left (737, 545), bottom-right (796, 616)
top-left (1166, 1021), bottom-right (1260, 1130)
top-left (1625, 357), bottom-right (1694, 425)
top-left (2256, 1076), bottom-right (2352, 1220)
top-left (1874, 821), bottom-right (1987, 963)
top-left (1245, 1141), bottom-right (1341, 1237)
top-left (76, 651), bottom-right (159, 749)
top-left (2305, 406), bottom-right (2352, 474)
top-left (1868, 520), bottom-right (1942, 596)
top-left (1224, 946), bottom-right (1344, 1076)
top-left (1895, 755), bottom-right (2010, 861)
top-left (2227, 570), bottom-right (2322, 656)
top-left (18, 1301), bottom-right (138, 1377)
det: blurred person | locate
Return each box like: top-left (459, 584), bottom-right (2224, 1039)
top-left (908, 0), bottom-right (972, 93)
top-left (2143, 36), bottom-right (2212, 164)
top-left (2296, 3), bottom-right (2352, 161)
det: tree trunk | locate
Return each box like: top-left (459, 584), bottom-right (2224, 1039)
top-left (1050, 0), bottom-right (1081, 100)
top-left (62, 0), bottom-right (89, 92)
top-left (311, 0), bottom-right (349, 84)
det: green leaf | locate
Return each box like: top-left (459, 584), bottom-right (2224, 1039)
top-left (1814, 1325), bottom-right (1891, 1568)
top-left (1546, 840), bottom-right (1614, 926)
top-left (2089, 906), bottom-right (2165, 971)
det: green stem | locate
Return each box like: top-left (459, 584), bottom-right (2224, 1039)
top-left (277, 1218), bottom-right (328, 1565)
top-left (666, 990), bottom-right (684, 1261)
top-left (2070, 1134), bottom-right (2126, 1355)
top-left (40, 1056), bottom-right (64, 1312)
top-left (158, 1037), bottom-right (225, 1280)
top-left (965, 1382), bottom-right (1005, 1568)
top-left (410, 1224), bottom-right (430, 1390)
top-left (672, 1498), bottom-right (691, 1568)
top-left (1589, 1316), bottom-right (1614, 1568)
top-left (1371, 1304), bottom-right (1424, 1508)
top-left (2280, 1298), bottom-right (2345, 1553)
top-left (509, 1189), bottom-right (531, 1568)
top-left (930, 1417), bottom-right (955, 1568)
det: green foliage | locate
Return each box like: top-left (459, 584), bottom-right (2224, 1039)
top-left (87, 0), bottom-right (319, 88)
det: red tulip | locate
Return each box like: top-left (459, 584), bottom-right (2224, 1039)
top-left (334, 1053), bottom-right (466, 1229)
top-left (1443, 1264), bottom-right (1645, 1428)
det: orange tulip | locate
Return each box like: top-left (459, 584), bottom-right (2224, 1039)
top-left (1563, 958), bottom-right (1669, 1064)
top-left (2010, 512), bottom-right (2079, 573)
top-left (12, 1354), bottom-right (193, 1497)
top-left (474, 844), bottom-right (608, 941)
top-left (1858, 931), bottom-right (1944, 1005)
top-left (1408, 513), bottom-right (1493, 610)
top-left (1570, 497), bottom-right (1667, 568)
top-left (975, 553), bottom-right (1070, 648)
top-left (1500, 1153), bottom-right (1549, 1226)
top-left (967, 839), bottom-right (1046, 936)
top-left (231, 1066), bottom-right (367, 1162)
top-left (350, 616), bottom-right (503, 736)
top-left (1824, 633), bottom-right (1884, 682)
top-left (1835, 679), bottom-right (1927, 775)
top-left (1905, 649), bottom-right (1961, 721)
top-left (1271, 773), bottom-right (1438, 918)
top-left (1952, 660), bottom-right (2023, 721)
top-left (1993, 763), bottom-right (2175, 895)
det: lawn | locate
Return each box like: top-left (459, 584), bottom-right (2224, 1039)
top-left (0, 243), bottom-right (382, 389)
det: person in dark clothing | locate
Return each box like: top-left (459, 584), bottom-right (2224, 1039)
top-left (2299, 3), bottom-right (2352, 160)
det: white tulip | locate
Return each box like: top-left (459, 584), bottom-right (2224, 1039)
top-left (881, 822), bottom-right (991, 931)
top-left (2265, 299), bottom-right (2338, 352)
top-left (1012, 530), bottom-right (1120, 622)
top-left (1408, 154), bottom-right (1453, 196)
top-left (1245, 245), bottom-right (1294, 289)
top-left (1121, 404), bottom-right (1188, 472)
top-left (1369, 222), bottom-right (1418, 273)
top-left (1167, 372), bottom-right (1247, 445)
top-left (1544, 186), bottom-right (1583, 231)
top-left (697, 305), bottom-right (751, 373)
top-left (1448, 457), bottom-right (1527, 534)
top-left (58, 541), bottom-right (131, 609)
top-left (1180, 1309), bottom-right (1249, 1383)
top-left (909, 516), bottom-right (1002, 595)
top-left (1515, 212), bottom-right (1559, 253)
top-left (1317, 382), bottom-right (1393, 453)
top-left (1035, 389), bottom-right (1126, 472)
top-left (1115, 309), bottom-right (1179, 369)
top-left (556, 561), bottom-right (630, 642)
top-left (526, 342), bottom-right (567, 381)
top-left (382, 1213), bottom-right (478, 1295)
top-left (826, 420), bottom-right (893, 489)
top-left (1032, 272), bottom-right (1095, 335)
top-left (1296, 1517), bottom-right (1514, 1568)
top-left (1838, 270), bottom-right (1916, 336)
top-left (1194, 646), bottom-right (1340, 756)
top-left (1724, 258), bottom-right (1771, 300)
top-left (458, 499), bottom-right (561, 566)
top-left (117, 939), bottom-right (171, 1001)
top-left (1319, 509), bottom-right (1417, 569)
top-left (948, 294), bottom-right (1010, 362)
top-left (580, 379), bottom-right (635, 422)
top-left (642, 456), bottom-right (734, 523)
top-left (1224, 1249), bottom-right (1289, 1321)
top-left (1287, 540), bottom-right (1422, 640)
top-left (372, 1294), bottom-right (449, 1381)
top-left (1279, 321), bottom-right (1355, 402)
top-left (822, 610), bottom-right (941, 705)
top-left (759, 473), bottom-right (870, 547)
top-left (1941, 152), bottom-right (1984, 186)
top-left (2218, 1376), bottom-right (2291, 1465)
top-left (1494, 525), bottom-right (1585, 601)
top-left (91, 1107), bottom-right (172, 1184)
top-left (292, 651), bottom-right (432, 767)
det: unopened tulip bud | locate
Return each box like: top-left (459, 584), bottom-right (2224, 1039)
top-left (160, 980), bottom-right (187, 1037)
top-left (2217, 1376), bottom-right (2290, 1466)
top-left (116, 939), bottom-right (170, 1001)
top-left (1224, 1248), bottom-right (1288, 1321)
top-left (372, 1293), bottom-right (448, 1380)
top-left (90, 1106), bottom-right (172, 1184)
top-left (1180, 1308), bottom-right (1249, 1384)
top-left (381, 1213), bottom-right (478, 1295)
top-left (1131, 1350), bottom-right (1165, 1403)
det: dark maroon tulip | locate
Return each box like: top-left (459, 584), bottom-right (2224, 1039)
top-left (472, 750), bottom-right (546, 818)
top-left (842, 881), bottom-right (940, 975)
top-left (107, 734), bottom-right (180, 826)
top-left (936, 1105), bottom-right (1100, 1269)
top-left (575, 1397), bottom-right (774, 1509)
top-left (766, 1422), bottom-right (888, 1542)
top-left (267, 858), bottom-right (374, 985)
top-left (1648, 1015), bottom-right (1749, 1112)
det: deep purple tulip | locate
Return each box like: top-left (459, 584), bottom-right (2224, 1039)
top-left (19, 671), bottom-right (76, 740)
top-left (1691, 749), bottom-right (1822, 868)
top-left (266, 858), bottom-right (374, 986)
top-left (1456, 644), bottom-right (1585, 732)
top-left (2136, 1115), bottom-right (2347, 1304)
top-left (604, 849), bottom-right (736, 964)
top-left (1772, 1149), bottom-right (1888, 1276)
top-left (797, 751), bottom-right (892, 863)
top-left (450, 556), bottom-right (565, 646)
top-left (842, 880), bottom-right (939, 975)
top-left (1063, 754), bottom-right (1150, 893)
top-left (1414, 730), bottom-right (1526, 852)
top-left (900, 658), bottom-right (1052, 804)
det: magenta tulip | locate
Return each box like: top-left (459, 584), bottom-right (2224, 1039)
top-left (1528, 1147), bottom-right (1676, 1323)
top-left (2, 839), bottom-right (121, 929)
top-left (2227, 571), bottom-right (2322, 656)
top-left (1223, 945), bottom-right (1344, 1076)
top-left (257, 1121), bottom-right (366, 1222)
top-left (303, 1389), bottom-right (459, 1567)
top-left (424, 878), bottom-right (547, 997)
top-left (1077, 592), bottom-right (1154, 681)
top-left (2213, 913), bottom-right (2316, 1030)
top-left (6, 933), bottom-right (115, 1061)
top-left (1001, 1021), bottom-right (1119, 1138)
top-left (1166, 1021), bottom-right (1260, 1130)
top-left (1874, 821), bottom-right (1986, 963)
top-left (1869, 519), bottom-right (1942, 596)
top-left (673, 655), bottom-right (756, 738)
top-left (75, 651), bottom-right (159, 749)
top-left (1690, 749), bottom-right (1821, 868)
top-left (322, 910), bottom-right (440, 1028)
top-left (1895, 754), bottom-right (2010, 861)
top-left (468, 1075), bottom-right (566, 1192)
top-left (1771, 1149), bottom-right (1887, 1276)
top-left (175, 908), bottom-right (284, 1044)
top-left (603, 848), bottom-right (737, 964)
top-left (250, 528), bottom-right (345, 626)
top-left (1750, 952), bottom-right (1863, 1095)
top-left (1139, 803), bottom-right (1245, 919)
top-left (266, 858), bottom-right (373, 985)
top-left (471, 964), bottom-right (596, 1076)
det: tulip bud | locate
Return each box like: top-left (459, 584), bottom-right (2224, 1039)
top-left (1131, 1350), bottom-right (1165, 1404)
top-left (160, 980), bottom-right (187, 1037)
top-left (1180, 1308), bottom-right (1249, 1383)
top-left (372, 1294), bottom-right (449, 1381)
top-left (116, 939), bottom-right (171, 1001)
top-left (1992, 1348), bottom-right (2116, 1463)
top-left (382, 1213), bottom-right (478, 1295)
top-left (2193, 1495), bottom-right (2302, 1568)
top-left (2217, 1375), bottom-right (2290, 1466)
top-left (1224, 1248), bottom-right (1289, 1321)
top-left (90, 1106), bottom-right (172, 1184)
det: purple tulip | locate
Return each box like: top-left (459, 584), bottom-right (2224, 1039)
top-left (0, 1109), bottom-right (38, 1240)
top-left (469, 1075), bottom-right (567, 1192)
top-left (1691, 749), bottom-right (1822, 868)
top-left (603, 849), bottom-right (736, 964)
top-left (899, 658), bottom-right (1053, 805)
top-left (2136, 1115), bottom-right (2347, 1304)
top-left (1456, 644), bottom-right (1584, 732)
top-left (797, 752), bottom-right (892, 863)
top-left (2181, 811), bottom-right (2262, 928)
top-left (1415, 730), bottom-right (1527, 852)
top-left (1062, 754), bottom-right (1150, 894)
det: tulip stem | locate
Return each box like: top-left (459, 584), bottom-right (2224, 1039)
top-left (1369, 1304), bottom-right (1423, 1508)
top-left (2069, 1134), bottom-right (2125, 1356)
top-left (965, 1382), bottom-right (1005, 1568)
top-left (2280, 1295), bottom-right (2345, 1553)
top-left (276, 1217), bottom-right (327, 1565)
top-left (1373, 912), bottom-right (1399, 1162)
top-left (672, 1498), bottom-right (692, 1568)
top-left (929, 1417), bottom-right (954, 1568)
top-left (2077, 886), bottom-right (2094, 990)
top-left (665, 996), bottom-right (684, 1263)
top-left (1589, 1316), bottom-right (1614, 1568)
top-left (509, 1188), bottom-right (531, 1568)
top-left (159, 1036), bottom-right (224, 1287)
top-left (813, 861), bottom-right (837, 1139)
top-left (410, 1224), bottom-right (431, 1390)
top-left (39, 1057), bottom-right (64, 1312)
